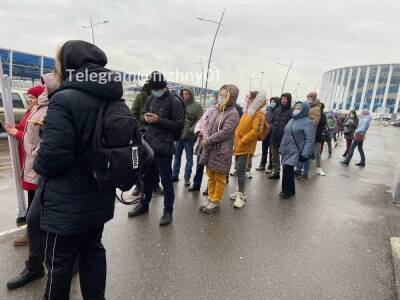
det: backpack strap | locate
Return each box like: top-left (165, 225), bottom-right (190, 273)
top-left (290, 121), bottom-right (304, 155)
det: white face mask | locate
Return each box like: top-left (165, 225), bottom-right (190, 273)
top-left (218, 96), bottom-right (227, 105)
top-left (293, 110), bottom-right (302, 117)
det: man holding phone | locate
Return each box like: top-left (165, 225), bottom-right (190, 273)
top-left (128, 71), bottom-right (184, 226)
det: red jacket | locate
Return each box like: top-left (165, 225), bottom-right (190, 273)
top-left (15, 110), bottom-right (37, 191)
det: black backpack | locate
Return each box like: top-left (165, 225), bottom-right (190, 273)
top-left (91, 99), bottom-right (154, 203)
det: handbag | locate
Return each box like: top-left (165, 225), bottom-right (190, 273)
top-left (354, 133), bottom-right (364, 143)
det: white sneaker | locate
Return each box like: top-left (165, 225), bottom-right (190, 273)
top-left (230, 191), bottom-right (239, 200)
top-left (246, 171), bottom-right (252, 179)
top-left (234, 192), bottom-right (246, 208)
top-left (317, 168), bottom-right (326, 176)
top-left (201, 201), bottom-right (220, 214)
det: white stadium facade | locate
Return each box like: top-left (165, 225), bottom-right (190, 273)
top-left (320, 64), bottom-right (400, 116)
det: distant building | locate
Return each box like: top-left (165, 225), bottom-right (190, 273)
top-left (0, 47), bottom-right (216, 101)
top-left (320, 64), bottom-right (400, 115)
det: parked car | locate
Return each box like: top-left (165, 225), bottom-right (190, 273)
top-left (0, 90), bottom-right (28, 132)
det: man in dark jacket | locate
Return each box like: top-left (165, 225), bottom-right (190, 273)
top-left (32, 40), bottom-right (122, 299)
top-left (172, 86), bottom-right (203, 186)
top-left (268, 93), bottom-right (293, 179)
top-left (130, 83), bottom-right (163, 196)
top-left (128, 71), bottom-right (184, 226)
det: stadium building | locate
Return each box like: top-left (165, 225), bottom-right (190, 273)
top-left (320, 64), bottom-right (400, 117)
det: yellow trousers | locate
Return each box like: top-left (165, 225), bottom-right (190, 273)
top-left (206, 168), bottom-right (227, 203)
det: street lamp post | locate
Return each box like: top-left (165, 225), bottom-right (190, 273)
top-left (308, 80), bottom-right (320, 91)
top-left (196, 57), bottom-right (214, 100)
top-left (259, 71), bottom-right (265, 89)
top-left (197, 9), bottom-right (225, 107)
top-left (82, 16), bottom-right (110, 45)
top-left (277, 60), bottom-right (295, 94)
top-left (245, 75), bottom-right (261, 91)
top-left (266, 84), bottom-right (281, 98)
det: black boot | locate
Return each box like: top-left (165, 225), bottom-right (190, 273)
top-left (188, 186), bottom-right (200, 192)
top-left (355, 162), bottom-right (365, 167)
top-left (184, 178), bottom-right (191, 187)
top-left (128, 204), bottom-right (149, 218)
top-left (340, 161), bottom-right (349, 166)
top-left (279, 192), bottom-right (294, 199)
top-left (268, 172), bottom-right (280, 179)
top-left (7, 262), bottom-right (45, 290)
top-left (159, 212), bottom-right (173, 226)
top-left (152, 185), bottom-right (164, 196)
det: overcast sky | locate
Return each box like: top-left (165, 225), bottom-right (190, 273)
top-left (1, 0), bottom-right (399, 102)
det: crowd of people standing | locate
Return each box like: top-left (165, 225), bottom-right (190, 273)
top-left (3, 40), bottom-right (372, 299)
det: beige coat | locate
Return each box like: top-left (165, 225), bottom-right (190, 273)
top-left (308, 98), bottom-right (321, 127)
top-left (22, 73), bottom-right (58, 185)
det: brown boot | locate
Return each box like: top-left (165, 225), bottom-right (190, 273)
top-left (13, 233), bottom-right (28, 247)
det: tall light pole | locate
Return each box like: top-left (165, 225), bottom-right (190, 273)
top-left (308, 80), bottom-right (320, 91)
top-left (196, 57), bottom-right (214, 99)
top-left (276, 59), bottom-right (295, 94)
top-left (266, 84), bottom-right (281, 98)
top-left (259, 71), bottom-right (265, 89)
top-left (245, 75), bottom-right (262, 91)
top-left (82, 16), bottom-right (110, 45)
top-left (294, 82), bottom-right (301, 100)
top-left (197, 9), bottom-right (225, 107)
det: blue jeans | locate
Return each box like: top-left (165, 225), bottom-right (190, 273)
top-left (142, 155), bottom-right (174, 213)
top-left (192, 156), bottom-right (205, 188)
top-left (172, 139), bottom-right (195, 179)
top-left (345, 140), bottom-right (365, 163)
top-left (302, 160), bottom-right (310, 176)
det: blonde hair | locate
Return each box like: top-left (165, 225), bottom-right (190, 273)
top-left (54, 44), bottom-right (64, 83)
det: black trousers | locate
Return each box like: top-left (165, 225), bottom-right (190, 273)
top-left (43, 227), bottom-right (106, 300)
top-left (27, 190), bottom-right (36, 213)
top-left (282, 164), bottom-right (295, 196)
top-left (26, 191), bottom-right (43, 269)
top-left (142, 154), bottom-right (175, 213)
top-left (259, 134), bottom-right (272, 169)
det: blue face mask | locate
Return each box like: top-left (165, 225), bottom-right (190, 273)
top-left (269, 102), bottom-right (276, 109)
top-left (207, 98), bottom-right (217, 106)
top-left (152, 89), bottom-right (165, 98)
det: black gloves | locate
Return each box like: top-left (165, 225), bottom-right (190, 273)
top-left (299, 154), bottom-right (308, 162)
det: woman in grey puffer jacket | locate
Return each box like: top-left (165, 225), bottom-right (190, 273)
top-left (279, 101), bottom-right (315, 199)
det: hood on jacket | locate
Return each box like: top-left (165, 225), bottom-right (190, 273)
top-left (247, 90), bottom-right (267, 116)
top-left (244, 91), bottom-right (259, 112)
top-left (179, 86), bottom-right (194, 103)
top-left (280, 93), bottom-right (292, 110)
top-left (293, 101), bottom-right (310, 119)
top-left (56, 40), bottom-right (123, 101)
top-left (311, 98), bottom-right (321, 107)
top-left (218, 84), bottom-right (239, 110)
top-left (59, 40), bottom-right (107, 80)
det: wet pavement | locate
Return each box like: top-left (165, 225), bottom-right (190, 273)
top-left (0, 126), bottom-right (400, 299)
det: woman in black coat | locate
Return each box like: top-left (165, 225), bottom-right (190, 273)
top-left (34, 40), bottom-right (122, 299)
